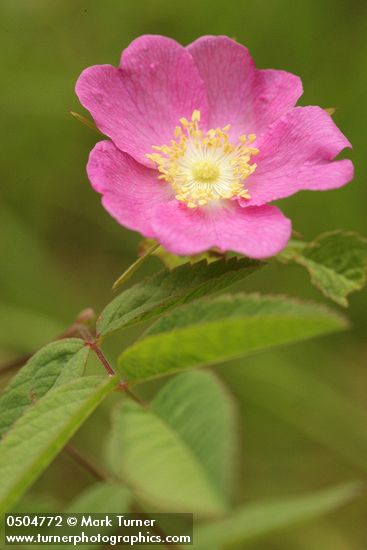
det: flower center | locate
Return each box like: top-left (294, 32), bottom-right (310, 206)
top-left (191, 160), bottom-right (220, 183)
top-left (147, 110), bottom-right (259, 208)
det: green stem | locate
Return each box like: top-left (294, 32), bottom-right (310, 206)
top-left (64, 444), bottom-right (109, 482)
top-left (78, 328), bottom-right (147, 406)
top-left (69, 111), bottom-right (103, 135)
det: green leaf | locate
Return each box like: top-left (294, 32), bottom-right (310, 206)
top-left (37, 485), bottom-right (131, 550)
top-left (0, 338), bottom-right (89, 438)
top-left (194, 482), bottom-right (361, 548)
top-left (67, 483), bottom-right (131, 513)
top-left (10, 495), bottom-right (59, 514)
top-left (278, 231), bottom-right (367, 306)
top-left (106, 371), bottom-right (236, 517)
top-left (236, 357), bottom-right (367, 473)
top-left (0, 375), bottom-right (117, 513)
top-left (118, 293), bottom-right (348, 383)
top-left (66, 484), bottom-right (131, 550)
top-left (0, 494), bottom-right (60, 545)
top-left (97, 257), bottom-right (262, 337)
top-left (152, 371), bottom-right (236, 501)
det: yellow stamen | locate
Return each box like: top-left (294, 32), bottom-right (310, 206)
top-left (146, 110), bottom-right (259, 208)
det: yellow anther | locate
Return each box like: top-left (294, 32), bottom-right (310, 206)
top-left (174, 126), bottom-right (182, 138)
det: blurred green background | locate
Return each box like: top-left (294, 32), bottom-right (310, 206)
top-left (1, 0), bottom-right (367, 548)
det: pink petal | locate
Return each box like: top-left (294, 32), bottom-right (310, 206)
top-left (242, 106), bottom-right (354, 206)
top-left (151, 201), bottom-right (292, 259)
top-left (87, 140), bottom-right (171, 238)
top-left (76, 35), bottom-right (208, 166)
top-left (188, 35), bottom-right (302, 140)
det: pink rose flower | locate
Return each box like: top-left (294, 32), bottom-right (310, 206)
top-left (76, 35), bottom-right (353, 259)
